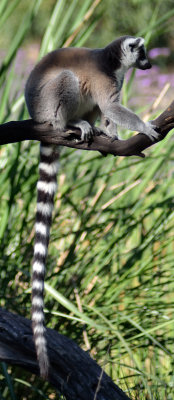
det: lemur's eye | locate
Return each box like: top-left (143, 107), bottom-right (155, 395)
top-left (129, 44), bottom-right (136, 52)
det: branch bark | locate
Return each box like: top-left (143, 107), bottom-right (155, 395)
top-left (0, 308), bottom-right (131, 400)
top-left (0, 100), bottom-right (174, 157)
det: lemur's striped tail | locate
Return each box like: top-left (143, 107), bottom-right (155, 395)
top-left (32, 143), bottom-right (59, 379)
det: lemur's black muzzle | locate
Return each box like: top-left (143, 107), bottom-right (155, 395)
top-left (136, 59), bottom-right (152, 70)
top-left (143, 61), bottom-right (152, 69)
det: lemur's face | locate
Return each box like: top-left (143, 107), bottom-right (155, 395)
top-left (121, 37), bottom-right (152, 70)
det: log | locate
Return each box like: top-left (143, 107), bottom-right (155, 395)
top-left (0, 308), bottom-right (131, 400)
top-left (0, 100), bottom-right (174, 157)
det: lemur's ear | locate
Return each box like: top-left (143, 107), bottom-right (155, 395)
top-left (129, 37), bottom-right (145, 51)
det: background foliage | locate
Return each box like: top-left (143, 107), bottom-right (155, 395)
top-left (0, 0), bottom-right (174, 399)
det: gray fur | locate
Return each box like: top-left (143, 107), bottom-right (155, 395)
top-left (25, 36), bottom-right (159, 142)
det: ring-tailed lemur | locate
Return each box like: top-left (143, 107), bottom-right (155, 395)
top-left (25, 35), bottom-right (159, 378)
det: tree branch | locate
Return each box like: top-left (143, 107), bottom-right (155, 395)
top-left (0, 308), bottom-right (131, 400)
top-left (0, 100), bottom-right (174, 157)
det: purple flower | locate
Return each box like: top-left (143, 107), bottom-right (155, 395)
top-left (141, 78), bottom-right (153, 87)
top-left (170, 74), bottom-right (174, 87)
top-left (135, 69), bottom-right (149, 77)
top-left (157, 74), bottom-right (169, 87)
top-left (148, 47), bottom-right (171, 59)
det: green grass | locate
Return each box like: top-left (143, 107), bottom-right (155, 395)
top-left (0, 1), bottom-right (174, 399)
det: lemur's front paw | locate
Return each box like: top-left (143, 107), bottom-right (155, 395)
top-left (144, 122), bottom-right (159, 142)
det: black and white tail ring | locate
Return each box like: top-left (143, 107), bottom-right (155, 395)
top-left (32, 143), bottom-right (59, 378)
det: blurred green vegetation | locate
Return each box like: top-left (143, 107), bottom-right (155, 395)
top-left (0, 0), bottom-right (174, 50)
top-left (0, 0), bottom-right (174, 399)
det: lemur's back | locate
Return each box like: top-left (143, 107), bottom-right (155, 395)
top-left (25, 47), bottom-right (98, 94)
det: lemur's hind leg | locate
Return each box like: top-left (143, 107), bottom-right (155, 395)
top-left (37, 70), bottom-right (93, 141)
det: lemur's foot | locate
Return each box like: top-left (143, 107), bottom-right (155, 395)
top-left (81, 125), bottom-right (94, 142)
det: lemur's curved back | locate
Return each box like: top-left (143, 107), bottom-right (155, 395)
top-left (32, 143), bottom-right (59, 378)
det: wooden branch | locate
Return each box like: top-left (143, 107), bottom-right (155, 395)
top-left (0, 100), bottom-right (174, 157)
top-left (0, 308), bottom-right (131, 400)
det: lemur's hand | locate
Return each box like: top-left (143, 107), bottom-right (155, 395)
top-left (144, 122), bottom-right (159, 141)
